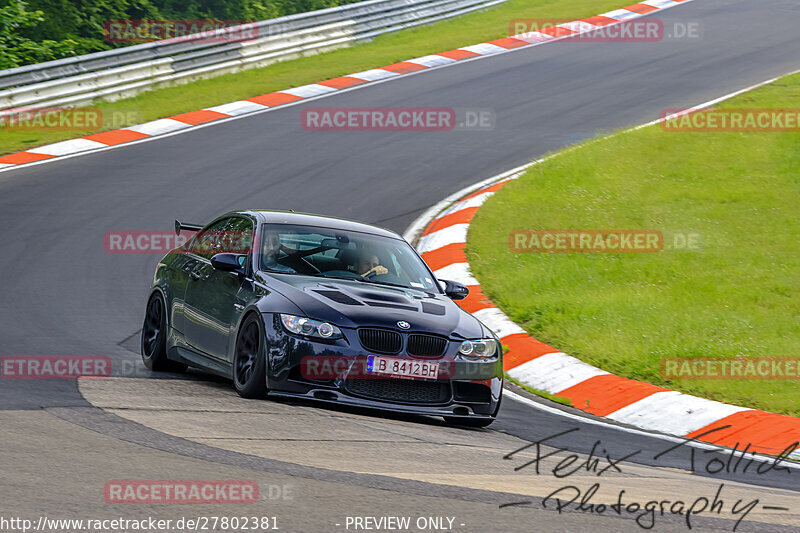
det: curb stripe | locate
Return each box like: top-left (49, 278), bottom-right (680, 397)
top-left (501, 333), bottom-right (559, 370)
top-left (487, 37), bottom-right (530, 49)
top-left (421, 207), bottom-right (479, 236)
top-left (471, 307), bottom-right (525, 338)
top-left (557, 374), bottom-right (667, 416)
top-left (433, 262), bottom-right (478, 286)
top-left (604, 391), bottom-right (750, 436)
top-left (687, 411), bottom-right (800, 455)
top-left (457, 285), bottom-right (495, 314)
top-left (170, 109), bottom-right (229, 125)
top-left (348, 68), bottom-right (399, 82)
top-left (246, 92), bottom-right (303, 107)
top-left (317, 76), bottom-right (368, 89)
top-left (458, 43), bottom-right (506, 55)
top-left (126, 118), bottom-right (190, 136)
top-left (604, 8), bottom-right (644, 20)
top-left (281, 84), bottom-right (339, 98)
top-left (204, 100), bottom-right (269, 116)
top-left (27, 138), bottom-right (107, 156)
top-left (0, 152), bottom-right (55, 164)
top-left (417, 223), bottom-right (468, 253)
top-left (440, 191), bottom-right (494, 216)
top-left (582, 16), bottom-right (620, 26)
top-left (381, 61), bottom-right (429, 74)
top-left (83, 129), bottom-right (149, 145)
top-left (406, 55), bottom-right (457, 67)
top-left (539, 25), bottom-right (576, 38)
top-left (437, 49), bottom-right (481, 60)
top-left (420, 243), bottom-right (466, 271)
top-left (626, 3), bottom-right (660, 14)
top-left (507, 352), bottom-right (610, 393)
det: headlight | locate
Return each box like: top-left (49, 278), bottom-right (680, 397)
top-left (458, 338), bottom-right (498, 358)
top-left (280, 314), bottom-right (342, 340)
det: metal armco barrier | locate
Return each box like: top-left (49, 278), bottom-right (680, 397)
top-left (0, 0), bottom-right (507, 112)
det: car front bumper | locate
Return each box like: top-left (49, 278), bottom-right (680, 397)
top-left (263, 313), bottom-right (503, 418)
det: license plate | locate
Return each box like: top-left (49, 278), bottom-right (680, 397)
top-left (366, 356), bottom-right (439, 380)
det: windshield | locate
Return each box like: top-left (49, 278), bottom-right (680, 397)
top-left (259, 223), bottom-right (440, 292)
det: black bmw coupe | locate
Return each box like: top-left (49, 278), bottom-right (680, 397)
top-left (141, 210), bottom-right (502, 427)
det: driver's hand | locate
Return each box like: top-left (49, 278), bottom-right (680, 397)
top-left (364, 265), bottom-right (388, 277)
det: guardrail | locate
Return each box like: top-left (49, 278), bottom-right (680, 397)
top-left (0, 0), bottom-right (507, 112)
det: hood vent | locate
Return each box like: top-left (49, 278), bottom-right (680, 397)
top-left (365, 301), bottom-right (418, 312)
top-left (352, 289), bottom-right (408, 303)
top-left (421, 302), bottom-right (446, 316)
top-left (313, 290), bottom-right (363, 306)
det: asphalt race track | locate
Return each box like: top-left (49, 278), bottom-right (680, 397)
top-left (2, 0), bottom-right (800, 531)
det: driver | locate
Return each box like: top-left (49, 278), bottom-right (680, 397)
top-left (357, 250), bottom-right (388, 277)
top-left (261, 231), bottom-right (292, 272)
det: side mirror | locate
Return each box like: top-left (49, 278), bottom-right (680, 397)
top-left (440, 279), bottom-right (469, 300)
top-left (211, 253), bottom-right (246, 273)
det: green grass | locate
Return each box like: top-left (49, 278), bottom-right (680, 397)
top-left (469, 73), bottom-right (800, 417)
top-left (506, 375), bottom-right (573, 406)
top-left (0, 0), bottom-right (625, 155)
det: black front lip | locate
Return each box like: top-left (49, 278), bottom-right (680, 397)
top-left (267, 388), bottom-right (495, 419)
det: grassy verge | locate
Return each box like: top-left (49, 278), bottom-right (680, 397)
top-left (469, 73), bottom-right (800, 417)
top-left (0, 0), bottom-right (625, 155)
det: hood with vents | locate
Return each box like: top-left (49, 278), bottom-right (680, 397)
top-left (257, 273), bottom-right (487, 339)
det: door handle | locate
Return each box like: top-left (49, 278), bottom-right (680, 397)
top-left (234, 303), bottom-right (245, 311)
top-left (189, 271), bottom-right (202, 280)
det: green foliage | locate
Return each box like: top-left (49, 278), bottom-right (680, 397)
top-left (0, 0), bottom-right (80, 68)
top-left (0, 0), bottom-right (364, 68)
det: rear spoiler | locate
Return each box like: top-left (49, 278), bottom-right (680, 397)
top-left (175, 220), bottom-right (203, 235)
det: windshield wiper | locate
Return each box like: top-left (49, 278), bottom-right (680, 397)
top-left (308, 272), bottom-right (410, 290)
top-left (355, 277), bottom-right (410, 290)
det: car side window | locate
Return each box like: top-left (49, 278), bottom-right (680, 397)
top-left (188, 218), bottom-right (230, 260)
top-left (225, 217), bottom-right (254, 259)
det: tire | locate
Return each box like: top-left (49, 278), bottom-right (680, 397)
top-left (233, 313), bottom-right (268, 398)
top-left (141, 293), bottom-right (187, 372)
top-left (443, 416), bottom-right (494, 428)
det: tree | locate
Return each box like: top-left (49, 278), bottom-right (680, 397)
top-left (0, 0), bottom-right (81, 69)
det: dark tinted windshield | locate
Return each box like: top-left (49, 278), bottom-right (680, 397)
top-left (259, 224), bottom-right (439, 292)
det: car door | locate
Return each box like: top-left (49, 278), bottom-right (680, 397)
top-left (183, 216), bottom-right (256, 361)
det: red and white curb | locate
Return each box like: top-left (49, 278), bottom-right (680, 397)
top-left (406, 162), bottom-right (800, 462)
top-left (0, 0), bottom-right (694, 172)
